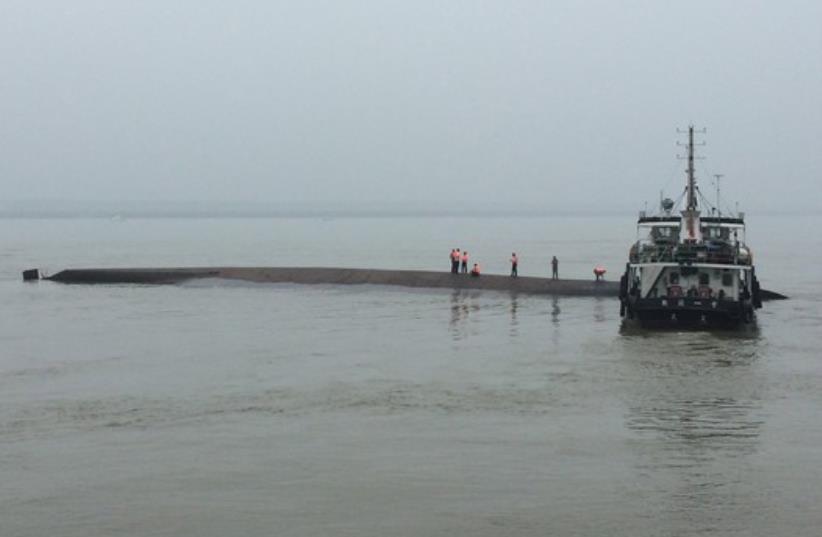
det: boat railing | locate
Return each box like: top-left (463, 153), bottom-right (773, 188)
top-left (630, 240), bottom-right (750, 265)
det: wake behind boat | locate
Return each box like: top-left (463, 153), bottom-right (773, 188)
top-left (619, 127), bottom-right (762, 327)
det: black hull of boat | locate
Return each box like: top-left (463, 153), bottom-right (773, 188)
top-left (622, 297), bottom-right (755, 328)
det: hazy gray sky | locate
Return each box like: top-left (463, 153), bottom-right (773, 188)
top-left (1, 1), bottom-right (820, 212)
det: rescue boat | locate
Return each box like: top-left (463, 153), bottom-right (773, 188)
top-left (618, 127), bottom-right (761, 327)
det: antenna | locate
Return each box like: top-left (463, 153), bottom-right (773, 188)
top-left (676, 126), bottom-right (706, 211)
top-left (713, 173), bottom-right (724, 218)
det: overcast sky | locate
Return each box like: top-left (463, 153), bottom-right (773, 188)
top-left (1, 1), bottom-right (820, 213)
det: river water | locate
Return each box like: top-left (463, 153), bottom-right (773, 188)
top-left (1, 215), bottom-right (820, 536)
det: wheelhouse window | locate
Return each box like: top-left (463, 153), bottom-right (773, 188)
top-left (650, 226), bottom-right (678, 243)
top-left (702, 226), bottom-right (730, 240)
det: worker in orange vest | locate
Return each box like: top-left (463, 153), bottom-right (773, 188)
top-left (460, 251), bottom-right (469, 274)
top-left (470, 263), bottom-right (481, 277)
top-left (510, 252), bottom-right (518, 277)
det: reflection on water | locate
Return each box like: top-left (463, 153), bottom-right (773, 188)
top-left (622, 322), bottom-right (761, 344)
top-left (620, 329), bottom-right (764, 457)
top-left (509, 294), bottom-right (519, 338)
top-left (448, 292), bottom-right (523, 340)
top-left (593, 296), bottom-right (606, 323)
top-left (449, 290), bottom-right (466, 334)
top-left (619, 319), bottom-right (762, 337)
top-left (619, 330), bottom-right (766, 532)
top-left (550, 295), bottom-right (561, 325)
top-left (448, 290), bottom-right (480, 341)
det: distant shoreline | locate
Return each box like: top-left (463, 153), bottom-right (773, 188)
top-left (1, 209), bottom-right (817, 219)
top-left (0, 211), bottom-right (634, 219)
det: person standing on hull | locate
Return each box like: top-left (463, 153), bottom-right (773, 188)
top-left (510, 252), bottom-right (519, 277)
top-left (460, 251), bottom-right (469, 274)
top-left (450, 249), bottom-right (459, 274)
top-left (551, 256), bottom-right (559, 279)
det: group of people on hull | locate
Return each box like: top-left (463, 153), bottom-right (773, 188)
top-left (448, 248), bottom-right (480, 277)
top-left (449, 249), bottom-right (561, 279)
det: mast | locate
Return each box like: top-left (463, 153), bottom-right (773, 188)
top-left (677, 125), bottom-right (705, 243)
top-left (686, 126), bottom-right (697, 210)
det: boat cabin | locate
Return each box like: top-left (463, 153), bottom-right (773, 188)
top-left (630, 215), bottom-right (750, 265)
top-left (626, 211), bottom-right (755, 303)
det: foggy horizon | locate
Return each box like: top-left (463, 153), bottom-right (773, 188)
top-left (2, 1), bottom-right (820, 214)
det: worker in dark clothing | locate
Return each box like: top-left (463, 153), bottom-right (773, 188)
top-left (510, 252), bottom-right (518, 277)
top-left (551, 256), bottom-right (559, 279)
